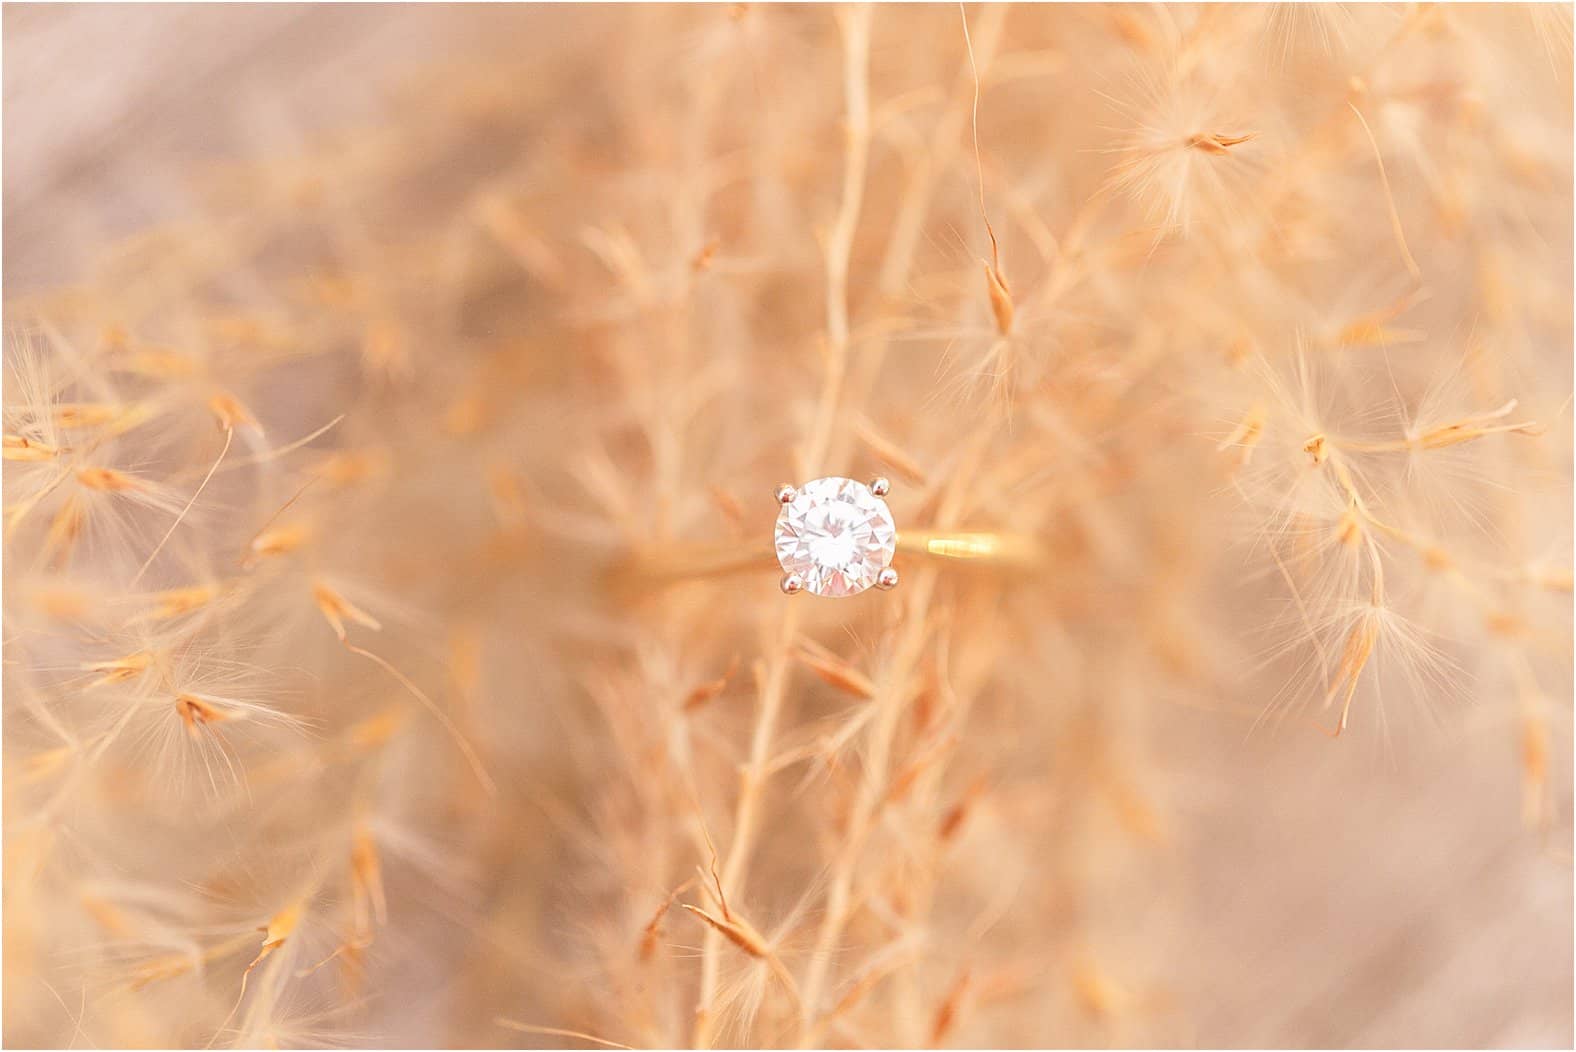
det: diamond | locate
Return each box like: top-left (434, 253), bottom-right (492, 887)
top-left (774, 476), bottom-right (897, 597)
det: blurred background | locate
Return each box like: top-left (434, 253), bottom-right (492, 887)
top-left (4, 5), bottom-right (1572, 1048)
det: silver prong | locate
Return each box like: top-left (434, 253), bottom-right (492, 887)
top-left (875, 566), bottom-right (899, 590)
top-left (868, 476), bottom-right (891, 498)
top-left (780, 572), bottom-right (805, 595)
top-left (774, 483), bottom-right (798, 506)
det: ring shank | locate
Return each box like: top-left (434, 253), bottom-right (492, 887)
top-left (895, 530), bottom-right (1044, 568)
top-left (616, 530), bottom-right (1044, 590)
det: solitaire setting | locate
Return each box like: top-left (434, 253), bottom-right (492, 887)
top-left (774, 476), bottom-right (899, 597)
top-left (617, 477), bottom-right (1039, 593)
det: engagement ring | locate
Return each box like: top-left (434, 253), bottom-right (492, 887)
top-left (614, 475), bottom-right (1044, 596)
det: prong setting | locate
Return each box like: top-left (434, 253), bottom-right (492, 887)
top-left (774, 483), bottom-right (798, 506)
top-left (775, 476), bottom-right (899, 598)
top-left (868, 476), bottom-right (891, 497)
top-left (875, 567), bottom-right (899, 590)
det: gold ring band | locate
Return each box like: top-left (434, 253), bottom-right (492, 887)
top-left (614, 529), bottom-right (1045, 591)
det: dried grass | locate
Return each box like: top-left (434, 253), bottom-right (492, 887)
top-left (3, 4), bottom-right (1571, 1049)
